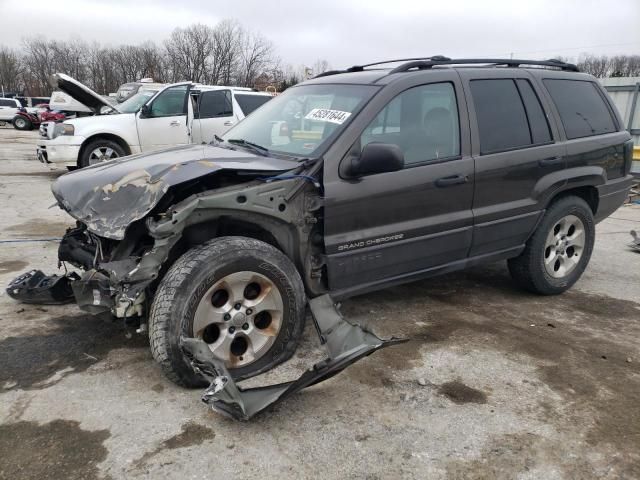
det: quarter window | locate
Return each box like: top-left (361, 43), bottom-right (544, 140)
top-left (360, 82), bottom-right (460, 166)
top-left (235, 94), bottom-right (271, 115)
top-left (198, 90), bottom-right (233, 118)
top-left (543, 79), bottom-right (616, 139)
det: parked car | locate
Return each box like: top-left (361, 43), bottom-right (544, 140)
top-left (10, 57), bottom-right (634, 393)
top-left (115, 78), bottom-right (166, 103)
top-left (37, 73), bottom-right (274, 168)
top-left (0, 97), bottom-right (22, 124)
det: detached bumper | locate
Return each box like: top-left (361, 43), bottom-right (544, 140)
top-left (37, 136), bottom-right (85, 166)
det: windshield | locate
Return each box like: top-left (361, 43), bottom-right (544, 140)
top-left (116, 90), bottom-right (157, 113)
top-left (221, 84), bottom-right (377, 157)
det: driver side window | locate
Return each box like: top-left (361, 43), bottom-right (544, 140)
top-left (148, 85), bottom-right (188, 117)
top-left (361, 82), bottom-right (460, 167)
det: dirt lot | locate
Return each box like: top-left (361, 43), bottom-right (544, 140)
top-left (0, 126), bottom-right (639, 479)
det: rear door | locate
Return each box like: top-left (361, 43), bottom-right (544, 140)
top-left (458, 70), bottom-right (566, 256)
top-left (323, 71), bottom-right (475, 295)
top-left (136, 83), bottom-right (192, 151)
top-left (195, 89), bottom-right (239, 143)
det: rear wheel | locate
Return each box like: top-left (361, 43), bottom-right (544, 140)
top-left (508, 196), bottom-right (595, 295)
top-left (149, 236), bottom-right (306, 387)
top-left (79, 139), bottom-right (126, 168)
top-left (13, 116), bottom-right (31, 130)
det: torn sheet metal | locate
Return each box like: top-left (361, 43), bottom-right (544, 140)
top-left (51, 144), bottom-right (297, 240)
top-left (181, 294), bottom-right (407, 421)
top-left (630, 230), bottom-right (640, 252)
top-left (6, 270), bottom-right (80, 304)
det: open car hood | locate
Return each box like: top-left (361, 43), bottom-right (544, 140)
top-left (51, 144), bottom-right (298, 239)
top-left (50, 73), bottom-right (114, 114)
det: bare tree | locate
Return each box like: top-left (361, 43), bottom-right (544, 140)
top-left (236, 29), bottom-right (274, 87)
top-left (165, 24), bottom-right (215, 83)
top-left (0, 47), bottom-right (21, 93)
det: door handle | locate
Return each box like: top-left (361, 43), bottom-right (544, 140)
top-left (538, 156), bottom-right (563, 167)
top-left (224, 120), bottom-right (234, 126)
top-left (170, 120), bottom-right (181, 126)
top-left (435, 174), bottom-right (468, 187)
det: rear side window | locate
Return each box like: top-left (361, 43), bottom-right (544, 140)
top-left (516, 79), bottom-right (552, 144)
top-left (471, 79), bottom-right (553, 154)
top-left (543, 79), bottom-right (616, 139)
top-left (199, 90), bottom-right (233, 118)
top-left (235, 94), bottom-right (271, 115)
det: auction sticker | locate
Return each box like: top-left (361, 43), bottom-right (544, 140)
top-left (305, 108), bottom-right (351, 124)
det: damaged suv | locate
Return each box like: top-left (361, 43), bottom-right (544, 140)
top-left (9, 57), bottom-right (634, 417)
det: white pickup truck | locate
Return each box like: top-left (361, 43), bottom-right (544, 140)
top-left (37, 74), bottom-right (273, 168)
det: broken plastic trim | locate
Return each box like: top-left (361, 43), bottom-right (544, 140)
top-left (5, 269), bottom-right (80, 305)
top-left (180, 294), bottom-right (408, 421)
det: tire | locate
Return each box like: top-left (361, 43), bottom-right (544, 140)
top-left (149, 236), bottom-right (307, 388)
top-left (13, 116), bottom-right (31, 131)
top-left (508, 195), bottom-right (595, 295)
top-left (79, 138), bottom-right (126, 168)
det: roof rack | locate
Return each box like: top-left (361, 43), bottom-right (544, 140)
top-left (390, 58), bottom-right (579, 73)
top-left (313, 57), bottom-right (578, 79)
top-left (313, 56), bottom-right (451, 78)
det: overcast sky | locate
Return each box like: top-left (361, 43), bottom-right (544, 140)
top-left (1, 0), bottom-right (638, 68)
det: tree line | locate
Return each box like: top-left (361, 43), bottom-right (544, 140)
top-left (567, 54), bottom-right (640, 78)
top-left (0, 20), bottom-right (328, 97)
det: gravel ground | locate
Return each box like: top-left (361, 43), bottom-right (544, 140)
top-left (0, 126), bottom-right (639, 480)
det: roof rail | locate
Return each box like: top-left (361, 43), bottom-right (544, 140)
top-left (388, 58), bottom-right (579, 73)
top-left (312, 56), bottom-right (451, 78)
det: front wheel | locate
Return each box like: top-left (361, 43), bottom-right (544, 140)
top-left (13, 116), bottom-right (31, 130)
top-left (149, 236), bottom-right (307, 387)
top-left (508, 196), bottom-right (595, 295)
top-left (79, 139), bottom-right (126, 168)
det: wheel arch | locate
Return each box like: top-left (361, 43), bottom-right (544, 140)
top-left (539, 166), bottom-right (604, 215)
top-left (79, 133), bottom-right (131, 165)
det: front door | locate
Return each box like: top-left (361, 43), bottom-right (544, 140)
top-left (323, 73), bottom-right (475, 295)
top-left (137, 84), bottom-right (191, 151)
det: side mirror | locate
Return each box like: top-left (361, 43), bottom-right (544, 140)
top-left (347, 143), bottom-right (404, 177)
top-left (140, 104), bottom-right (151, 118)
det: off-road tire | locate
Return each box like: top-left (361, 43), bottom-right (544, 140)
top-left (13, 116), bottom-right (32, 130)
top-left (149, 236), bottom-right (307, 388)
top-left (508, 195), bottom-right (595, 295)
top-left (78, 138), bottom-right (126, 168)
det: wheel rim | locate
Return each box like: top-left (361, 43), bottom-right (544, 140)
top-left (192, 271), bottom-right (283, 368)
top-left (543, 214), bottom-right (586, 279)
top-left (88, 146), bottom-right (119, 165)
top-left (15, 118), bottom-right (25, 128)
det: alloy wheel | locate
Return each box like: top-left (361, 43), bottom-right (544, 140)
top-left (192, 271), bottom-right (283, 368)
top-left (543, 214), bottom-right (586, 278)
top-left (88, 146), bottom-right (119, 165)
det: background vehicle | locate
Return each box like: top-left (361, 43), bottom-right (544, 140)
top-left (37, 73), bottom-right (273, 168)
top-left (116, 78), bottom-right (166, 103)
top-left (20, 57), bottom-right (633, 388)
top-left (0, 97), bottom-right (22, 124)
top-left (13, 106), bottom-right (66, 130)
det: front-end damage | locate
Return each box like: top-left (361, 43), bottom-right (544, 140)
top-left (7, 143), bottom-right (406, 420)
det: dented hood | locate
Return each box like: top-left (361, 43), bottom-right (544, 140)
top-left (51, 144), bottom-right (297, 239)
